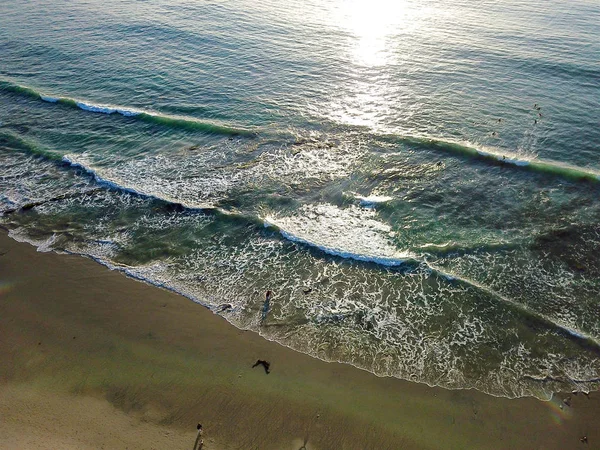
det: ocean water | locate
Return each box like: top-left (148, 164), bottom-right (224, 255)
top-left (1, 0), bottom-right (599, 399)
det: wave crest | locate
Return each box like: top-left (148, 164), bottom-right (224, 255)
top-left (0, 79), bottom-right (256, 137)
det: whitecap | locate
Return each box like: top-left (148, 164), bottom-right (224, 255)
top-left (355, 194), bottom-right (394, 208)
top-left (76, 101), bottom-right (117, 114)
top-left (264, 203), bottom-right (411, 267)
top-left (40, 95), bottom-right (59, 103)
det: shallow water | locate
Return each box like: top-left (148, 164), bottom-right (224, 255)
top-left (1, 0), bottom-right (599, 399)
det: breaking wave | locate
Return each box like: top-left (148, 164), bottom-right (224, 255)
top-left (0, 79), bottom-right (257, 136)
top-left (382, 134), bottom-right (600, 183)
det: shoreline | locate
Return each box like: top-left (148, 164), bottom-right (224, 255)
top-left (1, 231), bottom-right (597, 449)
top-left (6, 228), bottom-right (579, 404)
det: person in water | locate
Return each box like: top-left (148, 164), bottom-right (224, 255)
top-left (261, 290), bottom-right (273, 324)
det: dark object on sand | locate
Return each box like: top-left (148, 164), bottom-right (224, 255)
top-left (193, 423), bottom-right (204, 450)
top-left (252, 359), bottom-right (271, 374)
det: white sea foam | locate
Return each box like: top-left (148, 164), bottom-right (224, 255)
top-left (75, 101), bottom-right (142, 116)
top-left (8, 229), bottom-right (59, 253)
top-left (5, 215), bottom-right (599, 401)
top-left (42, 96), bottom-right (142, 116)
top-left (355, 194), bottom-right (394, 208)
top-left (61, 153), bottom-right (226, 210)
top-left (275, 225), bottom-right (408, 266)
top-left (62, 154), bottom-right (149, 199)
top-left (116, 108), bottom-right (140, 117)
top-left (40, 95), bottom-right (59, 103)
top-left (62, 136), bottom-right (362, 216)
top-left (265, 203), bottom-right (411, 267)
top-left (476, 149), bottom-right (531, 166)
top-left (76, 101), bottom-right (117, 114)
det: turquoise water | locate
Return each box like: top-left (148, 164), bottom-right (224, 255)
top-left (1, 0), bottom-right (599, 399)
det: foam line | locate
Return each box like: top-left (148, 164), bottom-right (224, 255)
top-left (2, 188), bottom-right (104, 215)
top-left (264, 217), bottom-right (411, 267)
top-left (59, 154), bottom-right (266, 229)
top-left (61, 154), bottom-right (208, 209)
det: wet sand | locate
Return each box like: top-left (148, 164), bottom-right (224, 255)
top-left (0, 231), bottom-right (597, 449)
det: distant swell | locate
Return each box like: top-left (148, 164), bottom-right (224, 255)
top-left (380, 134), bottom-right (600, 184)
top-left (0, 131), bottom-right (62, 161)
top-left (0, 79), bottom-right (256, 137)
top-left (4, 79), bottom-right (598, 183)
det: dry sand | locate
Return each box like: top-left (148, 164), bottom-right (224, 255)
top-left (0, 231), bottom-right (598, 449)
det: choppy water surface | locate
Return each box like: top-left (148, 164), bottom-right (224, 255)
top-left (1, 0), bottom-right (599, 399)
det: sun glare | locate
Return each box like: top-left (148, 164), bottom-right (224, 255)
top-left (335, 0), bottom-right (414, 66)
top-left (321, 0), bottom-right (423, 131)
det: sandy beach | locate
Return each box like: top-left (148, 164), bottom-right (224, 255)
top-left (0, 230), bottom-right (597, 449)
